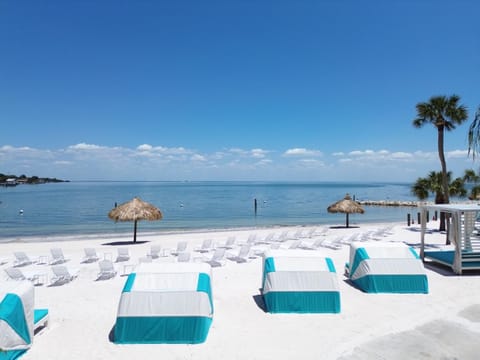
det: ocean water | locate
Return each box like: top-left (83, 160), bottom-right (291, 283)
top-left (0, 181), bottom-right (421, 241)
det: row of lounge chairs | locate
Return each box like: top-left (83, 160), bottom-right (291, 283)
top-left (5, 265), bottom-right (79, 286)
top-left (2, 225), bottom-right (397, 286)
top-left (13, 248), bottom-right (69, 267)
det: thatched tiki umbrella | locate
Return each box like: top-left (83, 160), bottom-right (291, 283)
top-left (108, 197), bottom-right (163, 243)
top-left (327, 193), bottom-right (365, 228)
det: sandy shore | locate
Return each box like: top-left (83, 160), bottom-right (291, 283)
top-left (1, 221), bottom-right (480, 359)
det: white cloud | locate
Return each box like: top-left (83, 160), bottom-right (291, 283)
top-left (1, 145), bottom-right (34, 152)
top-left (137, 144), bottom-right (153, 151)
top-left (349, 149), bottom-right (377, 156)
top-left (137, 145), bottom-right (192, 155)
top-left (68, 143), bottom-right (104, 150)
top-left (298, 159), bottom-right (325, 167)
top-left (191, 154), bottom-right (206, 162)
top-left (447, 150), bottom-right (468, 158)
top-left (255, 159), bottom-right (272, 166)
top-left (284, 148), bottom-right (322, 157)
top-left (390, 152), bottom-right (413, 159)
top-left (228, 147), bottom-right (269, 159)
top-left (228, 148), bottom-right (247, 155)
top-left (251, 148), bottom-right (269, 158)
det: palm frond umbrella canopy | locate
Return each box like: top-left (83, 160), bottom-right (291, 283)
top-left (327, 193), bottom-right (365, 228)
top-left (108, 197), bottom-right (163, 243)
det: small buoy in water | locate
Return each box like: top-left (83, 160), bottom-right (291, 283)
top-left (19, 209), bottom-right (24, 215)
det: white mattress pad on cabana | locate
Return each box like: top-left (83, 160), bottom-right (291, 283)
top-left (117, 262), bottom-right (212, 318)
top-left (263, 249), bottom-right (338, 292)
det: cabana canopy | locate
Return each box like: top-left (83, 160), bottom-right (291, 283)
top-left (347, 241), bottom-right (428, 293)
top-left (114, 262), bottom-right (213, 344)
top-left (262, 249), bottom-right (340, 313)
top-left (0, 282), bottom-right (34, 359)
top-left (420, 204), bottom-right (480, 274)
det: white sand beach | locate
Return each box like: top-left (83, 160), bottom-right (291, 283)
top-left (1, 221), bottom-right (480, 360)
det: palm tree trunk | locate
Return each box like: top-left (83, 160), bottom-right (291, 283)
top-left (438, 127), bottom-right (449, 204)
top-left (437, 126), bottom-right (450, 243)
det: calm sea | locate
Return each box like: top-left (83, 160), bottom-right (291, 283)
top-left (0, 181), bottom-right (421, 241)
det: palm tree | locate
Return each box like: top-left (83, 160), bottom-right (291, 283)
top-left (463, 168), bottom-right (480, 200)
top-left (411, 171), bottom-right (467, 234)
top-left (468, 107), bottom-right (480, 158)
top-left (413, 95), bottom-right (468, 206)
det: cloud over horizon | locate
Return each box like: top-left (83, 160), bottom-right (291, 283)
top-left (0, 143), bottom-right (475, 182)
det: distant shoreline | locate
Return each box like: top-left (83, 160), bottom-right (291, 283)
top-left (359, 200), bottom-right (421, 207)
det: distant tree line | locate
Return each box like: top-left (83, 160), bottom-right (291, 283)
top-left (0, 173), bottom-right (68, 184)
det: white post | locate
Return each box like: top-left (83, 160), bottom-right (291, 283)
top-left (420, 207), bottom-right (426, 260)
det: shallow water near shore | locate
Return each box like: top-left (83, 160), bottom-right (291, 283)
top-left (0, 181), bottom-right (423, 240)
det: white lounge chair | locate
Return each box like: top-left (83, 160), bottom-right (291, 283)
top-left (171, 241), bottom-right (188, 256)
top-left (177, 252), bottom-right (191, 263)
top-left (13, 251), bottom-right (34, 267)
top-left (303, 228), bottom-right (317, 238)
top-left (115, 248), bottom-right (130, 262)
top-left (257, 233), bottom-right (275, 244)
top-left (287, 240), bottom-right (302, 250)
top-left (49, 248), bottom-right (68, 265)
top-left (96, 260), bottom-right (117, 280)
top-left (203, 248), bottom-right (226, 267)
top-left (319, 238), bottom-right (343, 250)
top-left (195, 239), bottom-right (213, 253)
top-left (274, 231), bottom-right (289, 243)
top-left (291, 229), bottom-right (304, 240)
top-left (227, 245), bottom-right (256, 263)
top-left (50, 265), bottom-right (79, 286)
top-left (270, 242), bottom-right (281, 250)
top-left (246, 234), bottom-right (258, 245)
top-left (147, 244), bottom-right (162, 259)
top-left (370, 226), bottom-right (395, 240)
top-left (82, 248), bottom-right (99, 263)
top-left (5, 267), bottom-right (44, 285)
top-left (317, 227), bottom-right (329, 236)
top-left (218, 236), bottom-right (236, 249)
top-left (299, 238), bottom-right (324, 250)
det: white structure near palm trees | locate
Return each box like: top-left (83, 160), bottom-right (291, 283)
top-left (420, 203), bottom-right (480, 274)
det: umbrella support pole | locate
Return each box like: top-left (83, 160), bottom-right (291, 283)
top-left (133, 220), bottom-right (137, 243)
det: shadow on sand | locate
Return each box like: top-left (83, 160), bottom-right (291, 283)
top-left (252, 293), bottom-right (268, 313)
top-left (329, 225), bottom-right (360, 229)
top-left (101, 240), bottom-right (149, 246)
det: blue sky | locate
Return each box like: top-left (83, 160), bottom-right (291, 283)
top-left (1, 0), bottom-right (479, 181)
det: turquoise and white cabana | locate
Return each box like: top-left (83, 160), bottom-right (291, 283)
top-left (347, 241), bottom-right (428, 293)
top-left (420, 204), bottom-right (480, 275)
top-left (261, 249), bottom-right (341, 313)
top-left (113, 262), bottom-right (213, 344)
top-left (0, 281), bottom-right (48, 360)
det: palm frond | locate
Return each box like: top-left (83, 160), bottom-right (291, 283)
top-left (468, 107), bottom-right (480, 159)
